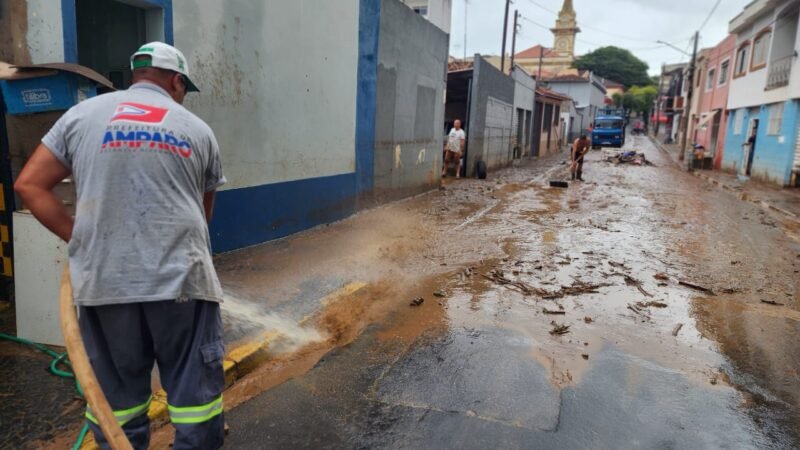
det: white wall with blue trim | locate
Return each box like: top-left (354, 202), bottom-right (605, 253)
top-left (176, 0), bottom-right (360, 190)
top-left (8, 0), bottom-right (459, 254)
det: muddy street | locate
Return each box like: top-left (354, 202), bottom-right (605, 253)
top-left (148, 136), bottom-right (799, 449)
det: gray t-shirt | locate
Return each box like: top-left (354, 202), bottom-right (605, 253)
top-left (42, 82), bottom-right (226, 306)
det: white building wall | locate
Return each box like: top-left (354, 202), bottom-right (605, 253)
top-left (728, 1), bottom-right (800, 109)
top-left (174, 0), bottom-right (360, 190)
top-left (512, 68), bottom-right (536, 109)
top-left (25, 0), bottom-right (64, 63)
top-left (401, 0), bottom-right (452, 34)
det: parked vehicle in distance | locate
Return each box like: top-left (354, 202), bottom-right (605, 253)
top-left (592, 115), bottom-right (626, 149)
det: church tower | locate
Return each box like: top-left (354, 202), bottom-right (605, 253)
top-left (551, 0), bottom-right (580, 58)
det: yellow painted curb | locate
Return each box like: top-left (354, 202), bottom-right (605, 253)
top-left (79, 282), bottom-right (366, 449)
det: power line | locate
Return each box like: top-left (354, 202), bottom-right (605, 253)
top-left (521, 17), bottom-right (677, 53)
top-left (523, 0), bottom-right (694, 45)
top-left (697, 0), bottom-right (723, 33)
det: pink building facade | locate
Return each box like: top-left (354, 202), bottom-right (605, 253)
top-left (693, 35), bottom-right (737, 169)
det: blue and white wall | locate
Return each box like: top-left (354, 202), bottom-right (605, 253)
top-left (723, 100), bottom-right (799, 185)
top-left (173, 0), bottom-right (378, 252)
top-left (723, 0), bottom-right (800, 185)
top-left (7, 0), bottom-right (453, 253)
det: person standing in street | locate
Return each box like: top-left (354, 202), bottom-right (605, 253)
top-left (442, 119), bottom-right (466, 179)
top-left (14, 42), bottom-right (226, 450)
top-left (572, 134), bottom-right (591, 181)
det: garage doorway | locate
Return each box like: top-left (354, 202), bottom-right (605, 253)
top-left (76, 0), bottom-right (167, 89)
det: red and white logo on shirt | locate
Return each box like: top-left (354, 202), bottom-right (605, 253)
top-left (110, 102), bottom-right (169, 124)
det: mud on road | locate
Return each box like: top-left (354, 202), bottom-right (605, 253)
top-left (39, 135), bottom-right (796, 449)
top-left (209, 135), bottom-right (800, 449)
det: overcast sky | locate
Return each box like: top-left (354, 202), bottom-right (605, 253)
top-left (449, 0), bottom-right (753, 75)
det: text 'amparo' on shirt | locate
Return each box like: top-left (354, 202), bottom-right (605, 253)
top-left (42, 82), bottom-right (226, 306)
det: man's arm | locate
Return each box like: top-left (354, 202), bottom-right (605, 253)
top-left (14, 144), bottom-right (73, 242)
top-left (203, 191), bottom-right (217, 223)
top-left (460, 136), bottom-right (465, 152)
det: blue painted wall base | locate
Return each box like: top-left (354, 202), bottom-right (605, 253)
top-left (210, 174), bottom-right (357, 253)
top-left (722, 100), bottom-right (799, 186)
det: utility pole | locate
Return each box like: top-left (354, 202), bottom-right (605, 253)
top-left (537, 50), bottom-right (543, 81)
top-left (509, 10), bottom-right (519, 74)
top-left (500, 0), bottom-right (511, 73)
top-left (655, 64), bottom-right (664, 137)
top-left (679, 31), bottom-right (699, 161)
top-left (463, 0), bottom-right (469, 60)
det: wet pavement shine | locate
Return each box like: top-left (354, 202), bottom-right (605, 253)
top-left (22, 134), bottom-right (800, 449)
top-left (211, 136), bottom-right (800, 449)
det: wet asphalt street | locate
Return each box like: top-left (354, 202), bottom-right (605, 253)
top-left (204, 136), bottom-right (800, 449)
top-left (11, 134), bottom-right (797, 449)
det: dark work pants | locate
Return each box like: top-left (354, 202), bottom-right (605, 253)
top-left (572, 156), bottom-right (584, 180)
top-left (78, 300), bottom-right (225, 450)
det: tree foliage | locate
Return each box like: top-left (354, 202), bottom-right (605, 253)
top-left (572, 46), bottom-right (652, 87)
top-left (611, 92), bottom-right (623, 108)
top-left (627, 85), bottom-right (658, 115)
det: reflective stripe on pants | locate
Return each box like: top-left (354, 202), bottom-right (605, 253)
top-left (168, 395), bottom-right (224, 424)
top-left (85, 396), bottom-right (152, 426)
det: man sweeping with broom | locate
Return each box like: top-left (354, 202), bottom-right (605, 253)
top-left (571, 134), bottom-right (591, 182)
top-left (15, 42), bottom-right (226, 449)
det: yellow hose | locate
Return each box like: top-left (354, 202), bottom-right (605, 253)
top-left (60, 265), bottom-right (133, 450)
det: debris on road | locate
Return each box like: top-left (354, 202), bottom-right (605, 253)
top-left (584, 316), bottom-right (593, 324)
top-left (549, 180), bottom-right (569, 188)
top-left (409, 297), bottom-right (424, 307)
top-left (604, 149), bottom-right (653, 166)
top-left (581, 354), bottom-right (589, 360)
top-left (549, 321), bottom-right (571, 335)
top-left (542, 281), bottom-right (612, 299)
top-left (608, 261), bottom-right (629, 270)
top-left (627, 303), bottom-right (650, 319)
top-left (636, 301), bottom-right (668, 309)
top-left (433, 291), bottom-right (446, 298)
top-left (678, 280), bottom-right (715, 295)
top-left (672, 323), bottom-right (684, 336)
top-left (760, 299), bottom-right (785, 306)
top-left (654, 272), bottom-right (670, 281)
top-left (607, 272), bottom-right (653, 297)
top-left (483, 269), bottom-right (545, 296)
top-left (542, 308), bottom-right (566, 315)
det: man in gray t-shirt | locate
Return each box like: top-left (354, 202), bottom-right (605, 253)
top-left (15, 42), bottom-right (226, 449)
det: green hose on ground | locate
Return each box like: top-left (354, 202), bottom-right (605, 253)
top-left (0, 332), bottom-right (90, 450)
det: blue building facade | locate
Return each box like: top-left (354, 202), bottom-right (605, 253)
top-left (723, 100), bottom-right (800, 185)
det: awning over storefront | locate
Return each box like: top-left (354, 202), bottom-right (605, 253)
top-left (697, 109), bottom-right (719, 129)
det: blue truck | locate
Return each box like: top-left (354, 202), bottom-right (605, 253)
top-left (591, 114), bottom-right (626, 149)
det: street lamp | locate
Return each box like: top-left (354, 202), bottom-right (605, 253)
top-left (656, 40), bottom-right (691, 57)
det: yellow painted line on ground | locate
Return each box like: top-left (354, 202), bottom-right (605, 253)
top-left (319, 281), bottom-right (367, 307)
top-left (80, 281), bottom-right (367, 448)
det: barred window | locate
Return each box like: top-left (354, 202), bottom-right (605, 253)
top-left (767, 102), bottom-right (784, 135)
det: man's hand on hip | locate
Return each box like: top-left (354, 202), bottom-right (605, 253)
top-left (14, 144), bottom-right (74, 242)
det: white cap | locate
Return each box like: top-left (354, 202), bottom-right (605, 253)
top-left (130, 42), bottom-right (199, 92)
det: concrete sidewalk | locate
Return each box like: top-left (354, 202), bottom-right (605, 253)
top-left (650, 135), bottom-right (800, 224)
